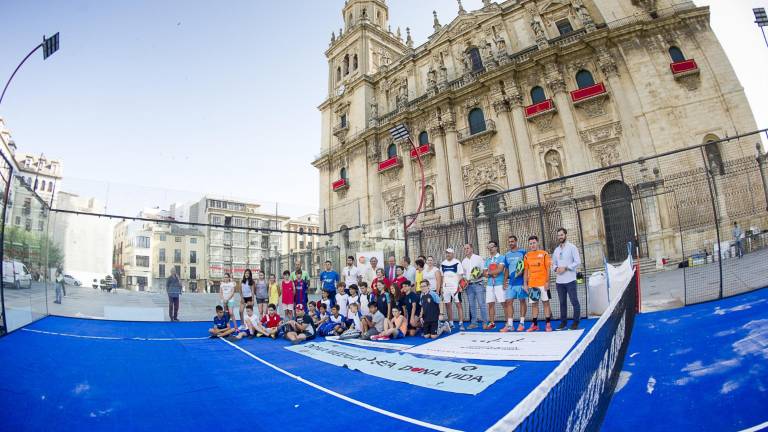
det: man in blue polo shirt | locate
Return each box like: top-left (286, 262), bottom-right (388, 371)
top-left (484, 240), bottom-right (506, 330)
top-left (319, 260), bottom-right (340, 306)
top-left (503, 235), bottom-right (527, 332)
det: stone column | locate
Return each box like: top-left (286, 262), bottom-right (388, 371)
top-left (546, 62), bottom-right (587, 174)
top-left (430, 126), bottom-right (451, 209)
top-left (504, 79), bottom-right (539, 202)
top-left (597, 46), bottom-right (644, 161)
top-left (365, 142), bottom-right (382, 226)
top-left (490, 91), bottom-right (520, 190)
top-left (443, 112), bottom-right (466, 203)
top-left (400, 142), bottom-right (418, 215)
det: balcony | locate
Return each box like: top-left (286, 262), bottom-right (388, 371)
top-left (332, 123), bottom-right (349, 140)
top-left (409, 143), bottom-right (433, 159)
top-left (457, 119), bottom-right (496, 144)
top-left (377, 156), bottom-right (402, 173)
top-left (525, 99), bottom-right (556, 119)
top-left (332, 178), bottom-right (349, 191)
top-left (570, 82), bottom-right (608, 105)
top-left (670, 59), bottom-right (699, 78)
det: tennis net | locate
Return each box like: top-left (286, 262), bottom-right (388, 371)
top-left (488, 262), bottom-right (639, 432)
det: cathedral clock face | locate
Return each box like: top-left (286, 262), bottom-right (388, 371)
top-left (336, 84), bottom-right (346, 96)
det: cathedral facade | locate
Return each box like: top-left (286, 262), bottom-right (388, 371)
top-left (313, 0), bottom-right (760, 255)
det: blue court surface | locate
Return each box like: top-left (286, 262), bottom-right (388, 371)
top-left (603, 288), bottom-right (768, 432)
top-left (0, 316), bottom-right (593, 432)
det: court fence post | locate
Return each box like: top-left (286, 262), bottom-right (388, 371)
top-left (700, 147), bottom-right (724, 300)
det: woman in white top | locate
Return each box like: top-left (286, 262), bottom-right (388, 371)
top-left (219, 273), bottom-right (237, 327)
top-left (239, 269), bottom-right (255, 326)
top-left (422, 256), bottom-right (443, 295)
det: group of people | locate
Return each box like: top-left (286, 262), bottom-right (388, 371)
top-left (208, 227), bottom-right (583, 342)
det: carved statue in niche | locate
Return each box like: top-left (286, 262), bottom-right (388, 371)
top-left (545, 150), bottom-right (564, 179)
top-left (477, 201), bottom-right (486, 216)
top-left (572, 0), bottom-right (595, 28)
top-left (424, 186), bottom-right (435, 214)
top-left (481, 40), bottom-right (493, 60)
top-left (427, 66), bottom-right (437, 88)
top-left (439, 65), bottom-right (448, 84)
top-left (495, 35), bottom-right (507, 55)
top-left (370, 102), bottom-right (378, 118)
top-left (531, 18), bottom-right (545, 40)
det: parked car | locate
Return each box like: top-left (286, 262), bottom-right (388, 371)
top-left (62, 274), bottom-right (81, 286)
top-left (2, 260), bottom-right (33, 289)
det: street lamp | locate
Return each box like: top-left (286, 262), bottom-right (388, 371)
top-left (755, 8), bottom-right (768, 48)
top-left (0, 33), bottom-right (60, 106)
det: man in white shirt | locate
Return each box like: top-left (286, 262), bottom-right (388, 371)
top-left (461, 243), bottom-right (487, 329)
top-left (343, 256), bottom-right (360, 292)
top-left (402, 256), bottom-right (417, 284)
top-left (360, 256), bottom-right (378, 286)
top-left (552, 228), bottom-right (581, 330)
top-left (441, 248), bottom-right (465, 331)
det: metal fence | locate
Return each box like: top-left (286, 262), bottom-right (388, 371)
top-left (404, 130), bottom-right (768, 318)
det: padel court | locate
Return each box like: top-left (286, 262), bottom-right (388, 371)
top-left (0, 316), bottom-right (594, 432)
top-left (603, 287), bottom-right (768, 432)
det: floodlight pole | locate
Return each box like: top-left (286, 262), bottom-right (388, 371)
top-left (0, 33), bottom-right (59, 106)
top-left (0, 42), bottom-right (43, 106)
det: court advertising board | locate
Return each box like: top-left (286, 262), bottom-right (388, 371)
top-left (285, 341), bottom-right (514, 395)
top-left (404, 330), bottom-right (584, 361)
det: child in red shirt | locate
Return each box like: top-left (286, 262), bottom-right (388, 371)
top-left (280, 270), bottom-right (295, 320)
top-left (256, 303), bottom-right (282, 339)
top-left (391, 266), bottom-right (409, 296)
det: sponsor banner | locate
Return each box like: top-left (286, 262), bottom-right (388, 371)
top-left (285, 341), bottom-right (513, 395)
top-left (324, 336), bottom-right (414, 351)
top-left (405, 330), bottom-right (584, 361)
top-left (356, 251), bottom-right (384, 271)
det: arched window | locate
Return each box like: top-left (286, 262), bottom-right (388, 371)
top-left (34, 178), bottom-right (38, 190)
top-left (41, 180), bottom-right (46, 191)
top-left (336, 67), bottom-right (342, 82)
top-left (468, 108), bottom-right (486, 135)
top-left (418, 131), bottom-right (429, 145)
top-left (468, 47), bottom-right (484, 72)
top-left (575, 70), bottom-right (595, 89)
top-left (387, 143), bottom-right (398, 159)
top-left (343, 55), bottom-right (350, 75)
top-left (340, 167), bottom-right (347, 180)
top-left (530, 86), bottom-right (546, 104)
top-left (353, 54), bottom-right (359, 70)
top-left (48, 182), bottom-right (53, 192)
top-left (668, 46), bottom-right (686, 63)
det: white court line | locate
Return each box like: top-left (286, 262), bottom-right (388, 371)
top-left (21, 328), bottom-right (209, 341)
top-left (219, 337), bottom-right (462, 432)
top-left (739, 421), bottom-right (768, 432)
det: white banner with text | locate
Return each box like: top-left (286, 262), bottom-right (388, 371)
top-left (404, 330), bottom-right (584, 361)
top-left (285, 341), bottom-right (513, 395)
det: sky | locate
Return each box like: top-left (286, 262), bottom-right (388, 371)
top-left (0, 0), bottom-right (766, 218)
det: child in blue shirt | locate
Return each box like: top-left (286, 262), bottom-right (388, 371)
top-left (208, 305), bottom-right (235, 338)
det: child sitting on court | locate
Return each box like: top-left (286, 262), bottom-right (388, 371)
top-left (283, 303), bottom-right (316, 344)
top-left (255, 303), bottom-right (282, 339)
top-left (372, 307), bottom-right (408, 341)
top-left (319, 304), bottom-right (346, 336)
top-left (208, 305), bottom-right (235, 338)
top-left (235, 304), bottom-right (261, 339)
top-left (339, 302), bottom-right (362, 340)
top-left (315, 302), bottom-right (329, 328)
top-left (360, 302), bottom-right (386, 340)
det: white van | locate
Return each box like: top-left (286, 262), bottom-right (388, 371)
top-left (2, 260), bottom-right (33, 289)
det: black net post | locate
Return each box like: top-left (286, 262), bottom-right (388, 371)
top-left (700, 147), bottom-right (724, 300)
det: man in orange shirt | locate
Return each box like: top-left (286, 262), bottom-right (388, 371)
top-left (524, 235), bottom-right (553, 332)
